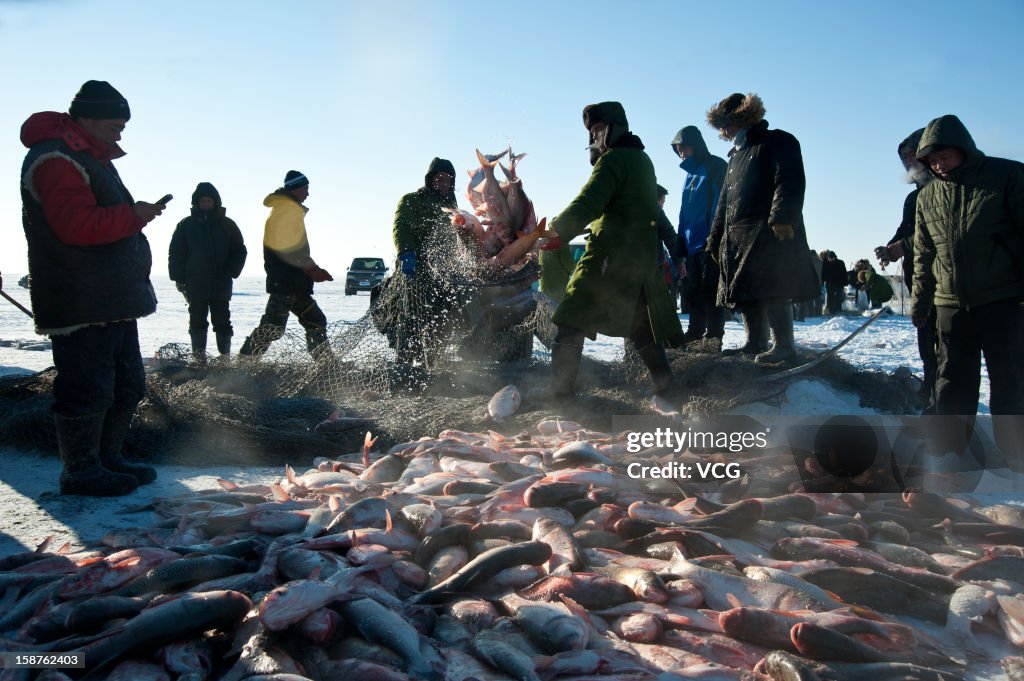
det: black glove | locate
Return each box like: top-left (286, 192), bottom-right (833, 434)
top-left (175, 281), bottom-right (187, 297)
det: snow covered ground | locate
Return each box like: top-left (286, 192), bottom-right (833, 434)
top-left (0, 273), bottom-right (991, 411)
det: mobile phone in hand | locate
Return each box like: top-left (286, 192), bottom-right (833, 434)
top-left (156, 194), bottom-right (173, 206)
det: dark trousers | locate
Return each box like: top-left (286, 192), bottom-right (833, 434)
top-left (935, 300), bottom-right (1024, 462)
top-left (825, 285), bottom-right (845, 314)
top-left (684, 250), bottom-right (725, 339)
top-left (917, 305), bottom-right (938, 412)
top-left (188, 297), bottom-right (232, 335)
top-left (50, 321), bottom-right (146, 418)
top-left (247, 292), bottom-right (328, 354)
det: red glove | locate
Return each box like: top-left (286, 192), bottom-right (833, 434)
top-left (540, 235), bottom-right (564, 251)
top-left (305, 266), bottom-right (333, 282)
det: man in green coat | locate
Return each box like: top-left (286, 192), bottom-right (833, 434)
top-left (390, 157), bottom-right (467, 375)
top-left (911, 114), bottom-right (1024, 469)
top-left (540, 102), bottom-right (680, 398)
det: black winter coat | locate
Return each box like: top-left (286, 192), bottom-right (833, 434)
top-left (821, 258), bottom-right (848, 289)
top-left (22, 139), bottom-right (156, 332)
top-left (888, 189), bottom-right (920, 289)
top-left (168, 208), bottom-right (247, 300)
top-left (707, 121), bottom-right (819, 306)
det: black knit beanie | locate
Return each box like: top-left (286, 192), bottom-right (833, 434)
top-left (69, 80), bottom-right (131, 120)
top-left (283, 170), bottom-right (309, 189)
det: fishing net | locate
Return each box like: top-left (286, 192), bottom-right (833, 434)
top-left (0, 155), bottom-right (922, 466)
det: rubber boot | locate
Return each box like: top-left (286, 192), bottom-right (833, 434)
top-left (722, 304), bottom-right (769, 356)
top-left (55, 413), bottom-right (138, 497)
top-left (531, 341), bottom-right (584, 402)
top-left (637, 342), bottom-right (675, 396)
top-left (216, 331), bottom-right (232, 356)
top-left (190, 328), bottom-right (208, 364)
top-left (238, 332), bottom-right (269, 358)
top-left (99, 408), bottom-right (157, 485)
top-left (756, 302), bottom-right (798, 364)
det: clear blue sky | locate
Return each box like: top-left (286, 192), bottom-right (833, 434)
top-left (2, 0), bottom-right (1021, 279)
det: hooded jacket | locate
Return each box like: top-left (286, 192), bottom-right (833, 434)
top-left (263, 189), bottom-right (315, 295)
top-left (392, 157), bottom-right (458, 261)
top-left (671, 126), bottom-right (727, 255)
top-left (20, 111), bottom-right (155, 334)
top-left (168, 183), bottom-right (247, 300)
top-left (887, 129), bottom-right (929, 289)
top-left (911, 115), bottom-right (1024, 316)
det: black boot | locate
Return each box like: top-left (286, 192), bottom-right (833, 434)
top-left (637, 342), bottom-right (675, 396)
top-left (238, 331), bottom-right (270, 358)
top-left (99, 408), bottom-right (157, 485)
top-left (216, 331), bottom-right (232, 356)
top-left (756, 302), bottom-right (798, 364)
top-left (55, 413), bottom-right (138, 497)
top-left (722, 304), bottom-right (769, 356)
top-left (533, 341), bottom-right (584, 401)
top-left (190, 328), bottom-right (208, 364)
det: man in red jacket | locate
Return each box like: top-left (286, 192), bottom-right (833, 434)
top-left (20, 80), bottom-right (165, 496)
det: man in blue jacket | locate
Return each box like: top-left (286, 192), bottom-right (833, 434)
top-left (671, 126), bottom-right (727, 350)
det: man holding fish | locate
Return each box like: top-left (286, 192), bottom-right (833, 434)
top-left (539, 101), bottom-right (681, 399)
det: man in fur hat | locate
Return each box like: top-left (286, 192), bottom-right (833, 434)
top-left (20, 80), bottom-right (165, 496)
top-left (705, 93), bottom-right (819, 363)
top-left (538, 102), bottom-right (681, 398)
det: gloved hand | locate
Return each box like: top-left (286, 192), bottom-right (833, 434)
top-left (540, 235), bottom-right (564, 252)
top-left (175, 280), bottom-right (186, 294)
top-left (304, 265), bottom-right (333, 283)
top-left (399, 251), bottom-right (417, 277)
top-left (770, 223), bottom-right (795, 240)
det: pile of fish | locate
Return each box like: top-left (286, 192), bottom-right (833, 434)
top-left (2, 421), bottom-right (1024, 681)
top-left (446, 148), bottom-right (553, 271)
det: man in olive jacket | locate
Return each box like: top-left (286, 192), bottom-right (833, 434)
top-left (389, 158), bottom-right (468, 374)
top-left (706, 93), bottom-right (819, 363)
top-left (911, 114), bottom-right (1024, 468)
top-left (239, 170), bottom-right (333, 358)
top-left (168, 182), bottom-right (247, 359)
top-left (540, 101), bottom-right (680, 398)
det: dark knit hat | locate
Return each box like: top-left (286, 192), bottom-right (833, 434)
top-left (283, 170), bottom-right (309, 189)
top-left (69, 80), bottom-right (131, 120)
top-left (191, 182), bottom-right (221, 207)
top-left (656, 184), bottom-right (668, 198)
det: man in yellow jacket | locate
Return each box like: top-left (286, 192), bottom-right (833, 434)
top-left (239, 170), bottom-right (334, 358)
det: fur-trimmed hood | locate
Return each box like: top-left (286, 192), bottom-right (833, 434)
top-left (706, 93), bottom-right (765, 131)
